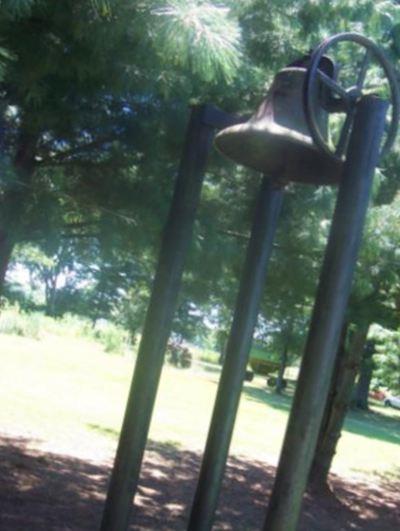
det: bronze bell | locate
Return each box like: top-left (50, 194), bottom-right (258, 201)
top-left (214, 57), bottom-right (343, 185)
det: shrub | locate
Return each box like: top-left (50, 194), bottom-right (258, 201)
top-left (0, 305), bottom-right (41, 339)
top-left (0, 302), bottom-right (130, 354)
top-left (197, 348), bottom-right (220, 365)
top-left (54, 313), bottom-right (94, 339)
top-left (94, 322), bottom-right (129, 355)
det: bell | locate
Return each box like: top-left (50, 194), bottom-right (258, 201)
top-left (214, 57), bottom-right (343, 185)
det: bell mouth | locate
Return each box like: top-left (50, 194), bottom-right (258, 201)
top-left (214, 120), bottom-right (343, 185)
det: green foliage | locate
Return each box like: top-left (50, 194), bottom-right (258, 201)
top-left (0, 303), bottom-right (129, 355)
top-left (43, 313), bottom-right (129, 355)
top-left (94, 322), bottom-right (129, 355)
top-left (44, 313), bottom-right (94, 338)
top-left (153, 1), bottom-right (242, 83)
top-left (0, 304), bottom-right (41, 338)
top-left (371, 324), bottom-right (400, 392)
top-left (351, 192), bottom-right (400, 328)
top-left (0, 0), bottom-right (37, 18)
top-left (196, 347), bottom-right (219, 364)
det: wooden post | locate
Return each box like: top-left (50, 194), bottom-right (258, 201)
top-left (188, 176), bottom-right (284, 530)
top-left (101, 105), bottom-right (214, 531)
top-left (101, 105), bottom-right (245, 531)
top-left (262, 96), bottom-right (388, 531)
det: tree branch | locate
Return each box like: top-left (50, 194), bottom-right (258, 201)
top-left (37, 133), bottom-right (121, 164)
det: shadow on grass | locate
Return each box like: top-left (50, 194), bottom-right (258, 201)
top-left (193, 360), bottom-right (222, 375)
top-left (242, 384), bottom-right (293, 413)
top-left (343, 409), bottom-right (400, 446)
top-left (1, 432), bottom-right (398, 530)
top-left (87, 423), bottom-right (118, 438)
top-left (242, 382), bottom-right (400, 446)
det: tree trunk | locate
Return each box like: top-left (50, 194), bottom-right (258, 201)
top-left (45, 278), bottom-right (58, 316)
top-left (309, 323), bottom-right (369, 487)
top-left (0, 126), bottom-right (38, 294)
top-left (275, 343), bottom-right (288, 394)
top-left (0, 230), bottom-right (13, 295)
top-left (353, 340), bottom-right (375, 410)
top-left (275, 320), bottom-right (293, 394)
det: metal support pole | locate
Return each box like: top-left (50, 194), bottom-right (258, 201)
top-left (263, 96), bottom-right (388, 531)
top-left (101, 105), bottom-right (214, 531)
top-left (188, 175), bottom-right (284, 531)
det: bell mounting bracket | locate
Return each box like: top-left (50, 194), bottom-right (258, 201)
top-left (304, 32), bottom-right (400, 159)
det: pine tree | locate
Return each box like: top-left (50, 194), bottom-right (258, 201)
top-left (0, 0), bottom-right (243, 292)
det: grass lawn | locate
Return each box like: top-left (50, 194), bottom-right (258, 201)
top-left (0, 331), bottom-right (399, 482)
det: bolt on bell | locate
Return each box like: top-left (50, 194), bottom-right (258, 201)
top-left (214, 57), bottom-right (343, 185)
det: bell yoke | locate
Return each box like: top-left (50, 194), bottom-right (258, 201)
top-left (101, 32), bottom-right (399, 531)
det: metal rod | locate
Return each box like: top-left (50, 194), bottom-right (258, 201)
top-left (188, 175), bottom-right (285, 531)
top-left (101, 105), bottom-right (214, 531)
top-left (263, 95), bottom-right (388, 531)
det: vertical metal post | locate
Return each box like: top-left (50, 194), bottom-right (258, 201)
top-left (101, 105), bottom-right (214, 531)
top-left (263, 96), bottom-right (388, 531)
top-left (188, 175), bottom-right (284, 531)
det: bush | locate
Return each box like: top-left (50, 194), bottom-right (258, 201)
top-left (197, 348), bottom-right (220, 365)
top-left (0, 305), bottom-right (41, 339)
top-left (0, 302), bottom-right (129, 355)
top-left (46, 314), bottom-right (129, 355)
top-left (94, 322), bottom-right (129, 355)
top-left (49, 313), bottom-right (94, 339)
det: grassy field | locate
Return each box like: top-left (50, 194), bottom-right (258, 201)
top-left (0, 331), bottom-right (399, 482)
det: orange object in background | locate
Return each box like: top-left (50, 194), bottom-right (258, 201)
top-left (369, 389), bottom-right (386, 401)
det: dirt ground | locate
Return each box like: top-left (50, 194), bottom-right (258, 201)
top-left (0, 432), bottom-right (398, 531)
